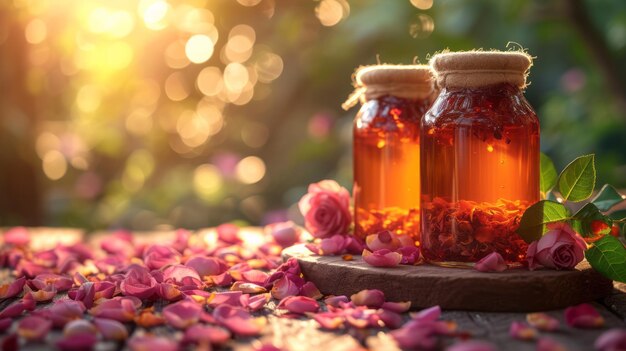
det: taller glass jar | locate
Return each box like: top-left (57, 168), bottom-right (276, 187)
top-left (345, 65), bottom-right (436, 241)
top-left (420, 52), bottom-right (540, 265)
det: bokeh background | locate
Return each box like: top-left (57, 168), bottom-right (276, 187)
top-left (1, 0), bottom-right (625, 230)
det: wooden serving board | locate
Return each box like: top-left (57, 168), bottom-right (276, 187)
top-left (282, 244), bottom-right (613, 312)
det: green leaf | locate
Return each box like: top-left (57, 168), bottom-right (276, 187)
top-left (557, 154), bottom-right (596, 202)
top-left (592, 184), bottom-right (625, 212)
top-left (585, 235), bottom-right (626, 283)
top-left (518, 200), bottom-right (570, 243)
top-left (572, 203), bottom-right (613, 238)
top-left (540, 153), bottom-right (558, 199)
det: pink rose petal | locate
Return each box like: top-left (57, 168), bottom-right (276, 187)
top-left (565, 303), bottom-right (605, 328)
top-left (213, 304), bottom-right (265, 336)
top-left (184, 324), bottom-right (231, 345)
top-left (526, 312), bottom-right (560, 331)
top-left (362, 249), bottom-right (402, 267)
top-left (143, 244), bottom-right (181, 270)
top-left (25, 284), bottom-right (56, 302)
top-left (128, 335), bottom-right (178, 351)
top-left (537, 337), bottom-right (567, 351)
top-left (595, 328), bottom-right (626, 351)
top-left (278, 296), bottom-right (320, 314)
top-left (447, 341), bottom-right (498, 351)
top-left (366, 230), bottom-right (402, 251)
top-left (0, 318), bottom-right (11, 333)
top-left (56, 332), bottom-right (97, 351)
top-left (120, 266), bottom-right (157, 299)
top-left (300, 281), bottom-right (323, 300)
top-left (351, 289), bottom-right (385, 308)
top-left (162, 300), bottom-right (202, 329)
top-left (32, 273), bottom-right (73, 291)
top-left (94, 318), bottom-right (128, 341)
top-left (412, 305), bottom-right (441, 321)
top-left (231, 281), bottom-right (267, 294)
top-left (240, 293), bottom-right (269, 312)
top-left (217, 223), bottom-right (241, 243)
top-left (313, 312), bottom-right (344, 329)
top-left (4, 227), bottom-right (30, 246)
top-left (397, 246), bottom-right (420, 265)
top-left (381, 301), bottom-right (411, 313)
top-left (69, 281), bottom-right (96, 308)
top-left (47, 299), bottom-right (86, 327)
top-left (158, 283), bottom-right (183, 301)
top-left (475, 252), bottom-right (507, 272)
top-left (17, 316), bottom-right (52, 341)
top-left (325, 295), bottom-right (349, 307)
top-left (207, 291), bottom-right (243, 308)
top-left (64, 319), bottom-right (97, 337)
top-left (185, 256), bottom-right (226, 277)
top-left (271, 276), bottom-right (300, 300)
top-left (509, 321), bottom-right (537, 340)
top-left (0, 277), bottom-right (25, 299)
top-left (377, 309), bottom-right (404, 329)
top-left (162, 264), bottom-right (202, 287)
top-left (267, 221), bottom-right (301, 248)
top-left (241, 269), bottom-right (270, 285)
top-left (89, 297), bottom-right (137, 322)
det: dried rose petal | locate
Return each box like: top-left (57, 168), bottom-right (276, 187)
top-left (93, 318), bottom-right (128, 341)
top-left (271, 276), bottom-right (300, 300)
top-left (162, 300), bottom-right (202, 329)
top-left (0, 300), bottom-right (27, 319)
top-left (64, 319), bottom-right (97, 337)
top-left (184, 324), bottom-right (231, 345)
top-left (128, 335), bottom-right (178, 351)
top-left (25, 284), bottom-right (56, 302)
top-left (217, 223), bottom-right (241, 243)
top-left (89, 297), bottom-right (137, 322)
top-left (209, 272), bottom-right (233, 287)
top-left (56, 332), bottom-right (97, 351)
top-left (186, 256), bottom-right (226, 277)
top-left (564, 303), bottom-right (605, 328)
top-left (69, 281), bottom-right (96, 309)
top-left (267, 221), bottom-right (301, 248)
top-left (240, 293), bottom-right (269, 312)
top-left (509, 321), bottom-right (537, 340)
top-left (362, 249), bottom-right (402, 267)
top-left (120, 266), bottom-right (157, 299)
top-left (17, 316), bottom-right (52, 341)
top-left (300, 281), bottom-right (323, 300)
top-left (351, 289), bottom-right (385, 309)
top-left (537, 337), bottom-right (567, 351)
top-left (447, 341), bottom-right (497, 351)
top-left (47, 299), bottom-right (86, 327)
top-left (207, 291), bottom-right (243, 308)
top-left (4, 227), bottom-right (30, 246)
top-left (382, 301), bottom-right (411, 313)
top-left (278, 296), bottom-right (320, 314)
top-left (412, 305), bottom-right (441, 321)
top-left (32, 273), bottom-right (73, 291)
top-left (390, 321), bottom-right (438, 350)
top-left (594, 328), bottom-right (626, 351)
top-left (94, 281), bottom-right (116, 300)
top-left (0, 318), bottom-right (11, 333)
top-left (325, 295), bottom-right (349, 307)
top-left (0, 277), bottom-right (25, 300)
top-left (397, 246), bottom-right (420, 265)
top-left (474, 252), bottom-right (507, 272)
top-left (527, 312), bottom-right (560, 331)
top-left (240, 269), bottom-right (270, 286)
top-left (313, 312), bottom-right (344, 330)
top-left (231, 281), bottom-right (267, 294)
top-left (366, 230), bottom-right (402, 251)
top-left (143, 244), bottom-right (181, 270)
top-left (134, 309), bottom-right (165, 328)
top-left (378, 309), bottom-right (404, 329)
top-left (213, 304), bottom-right (266, 336)
top-left (157, 283), bottom-right (183, 301)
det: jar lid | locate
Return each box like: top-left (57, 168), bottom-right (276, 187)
top-left (430, 51), bottom-right (532, 89)
top-left (342, 64), bottom-right (435, 110)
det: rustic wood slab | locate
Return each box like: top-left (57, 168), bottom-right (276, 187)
top-left (282, 244), bottom-right (614, 312)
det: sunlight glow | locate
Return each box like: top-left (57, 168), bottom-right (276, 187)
top-left (235, 156), bottom-right (266, 184)
top-left (185, 34), bottom-right (215, 64)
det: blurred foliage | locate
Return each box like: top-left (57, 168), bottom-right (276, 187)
top-left (0, 0), bottom-right (625, 230)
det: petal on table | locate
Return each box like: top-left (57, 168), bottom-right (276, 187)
top-left (362, 249), bottom-right (402, 267)
top-left (474, 252), bottom-right (508, 273)
top-left (271, 276), bottom-right (299, 300)
top-left (4, 226), bottom-right (30, 246)
top-left (537, 337), bottom-right (568, 351)
top-left (411, 305), bottom-right (441, 322)
top-left (207, 291), bottom-right (243, 308)
top-left (299, 281), bottom-right (323, 300)
top-left (241, 270), bottom-right (270, 285)
top-left (184, 324), bottom-right (231, 345)
top-left (0, 318), bottom-right (12, 333)
top-left (509, 321), bottom-right (537, 340)
top-left (381, 301), bottom-right (411, 313)
top-left (351, 289), bottom-right (385, 309)
top-left (134, 309), bottom-right (165, 328)
top-left (0, 277), bottom-right (25, 299)
top-left (313, 312), bottom-right (345, 330)
top-left (231, 281), bottom-right (267, 294)
top-left (324, 295), bottom-right (349, 307)
top-left (17, 316), bottom-right (52, 341)
top-left (157, 283), bottom-right (183, 302)
top-left (564, 303), bottom-right (605, 328)
top-left (526, 312), bottom-right (560, 331)
top-left (241, 293), bottom-right (269, 312)
top-left (55, 332), bottom-right (97, 351)
top-left (446, 341), bottom-right (498, 351)
top-left (186, 256), bottom-right (226, 277)
top-left (594, 329), bottom-right (626, 351)
top-left (213, 304), bottom-right (266, 336)
top-left (128, 335), bottom-right (179, 351)
top-left (94, 318), bottom-right (128, 341)
top-left (32, 273), bottom-right (73, 291)
top-left (277, 296), bottom-right (320, 314)
top-left (163, 264), bottom-right (202, 287)
top-left (162, 299), bottom-right (202, 329)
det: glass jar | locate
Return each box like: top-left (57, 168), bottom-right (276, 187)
top-left (420, 52), bottom-right (540, 265)
top-left (345, 65), bottom-right (436, 241)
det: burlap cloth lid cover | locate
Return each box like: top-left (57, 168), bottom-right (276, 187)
top-left (430, 51), bottom-right (532, 89)
top-left (342, 64), bottom-right (435, 110)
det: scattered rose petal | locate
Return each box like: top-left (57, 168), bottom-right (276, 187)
top-left (4, 227), bottom-right (30, 246)
top-left (325, 295), bottom-right (349, 307)
top-left (186, 256), bottom-right (225, 277)
top-left (32, 273), bottom-right (73, 291)
top-left (17, 316), bottom-right (52, 341)
top-left (537, 337), bottom-right (567, 351)
top-left (594, 328), bottom-right (626, 351)
top-left (64, 319), bottom-right (97, 337)
top-left (184, 324), bottom-right (230, 345)
top-left (69, 281), bottom-right (96, 308)
top-left (300, 281), bottom-right (323, 300)
top-left (231, 281), bottom-right (267, 294)
top-left (362, 249), bottom-right (402, 267)
top-left (134, 309), bottom-right (165, 328)
top-left (0, 277), bottom-right (25, 300)
top-left (207, 291), bottom-right (243, 308)
top-left (162, 300), bottom-right (202, 329)
top-left (351, 289), bottom-right (385, 309)
top-left (313, 312), bottom-right (344, 330)
top-left (120, 266), bottom-right (157, 299)
top-left (56, 332), bottom-right (97, 351)
top-left (564, 303), bottom-right (605, 328)
top-left (94, 318), bottom-right (128, 341)
top-left (382, 301), bottom-right (411, 313)
top-left (268, 221), bottom-right (301, 248)
top-left (162, 264), bottom-right (202, 287)
top-left (271, 276), bottom-right (300, 300)
top-left (447, 340), bottom-right (498, 351)
top-left (509, 321), bottom-right (537, 340)
top-left (89, 297), bottom-right (137, 322)
top-left (527, 312), bottom-right (560, 331)
top-left (158, 283), bottom-right (183, 301)
top-left (278, 296), bottom-right (320, 314)
top-left (240, 293), bottom-right (269, 312)
top-left (412, 305), bottom-right (441, 321)
top-left (25, 284), bottom-right (56, 302)
top-left (217, 223), bottom-right (241, 244)
top-left (143, 245), bottom-right (181, 270)
top-left (128, 335), bottom-right (179, 351)
top-left (213, 304), bottom-right (266, 336)
top-left (47, 299), bottom-right (86, 327)
top-left (241, 269), bottom-right (270, 286)
top-left (397, 246), bottom-right (420, 265)
top-left (475, 252), bottom-right (507, 272)
top-left (378, 309), bottom-right (404, 329)
top-left (366, 230), bottom-right (402, 251)
top-left (0, 318), bottom-right (11, 333)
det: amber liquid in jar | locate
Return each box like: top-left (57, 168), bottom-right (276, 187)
top-left (354, 95), bottom-right (432, 240)
top-left (420, 83), bottom-right (540, 264)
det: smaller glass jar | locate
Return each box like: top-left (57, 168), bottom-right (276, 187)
top-left (420, 52), bottom-right (540, 265)
top-left (344, 65), bottom-right (436, 241)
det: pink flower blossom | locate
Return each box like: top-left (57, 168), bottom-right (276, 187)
top-left (526, 312), bottom-right (560, 331)
top-left (351, 289), bottom-right (385, 308)
top-left (509, 321), bottom-right (537, 340)
top-left (527, 222), bottom-right (587, 270)
top-left (595, 329), bottom-right (626, 351)
top-left (267, 221), bottom-right (301, 248)
top-left (163, 300), bottom-right (202, 329)
top-left (362, 249), bottom-right (402, 267)
top-left (475, 252), bottom-right (507, 272)
top-left (277, 296), bottom-right (320, 314)
top-left (213, 304), bottom-right (265, 336)
top-left (298, 180), bottom-right (351, 239)
top-left (17, 316), bottom-right (51, 341)
top-left (564, 303), bottom-right (605, 328)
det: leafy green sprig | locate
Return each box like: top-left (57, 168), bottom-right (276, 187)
top-left (518, 154), bottom-right (626, 282)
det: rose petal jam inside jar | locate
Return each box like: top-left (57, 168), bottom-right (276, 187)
top-left (421, 52), bottom-right (540, 265)
top-left (348, 65), bottom-right (435, 241)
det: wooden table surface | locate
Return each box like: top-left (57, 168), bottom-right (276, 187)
top-left (1, 228), bottom-right (625, 351)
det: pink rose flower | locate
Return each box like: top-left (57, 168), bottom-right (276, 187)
top-left (298, 180), bottom-right (351, 238)
top-left (526, 222), bottom-right (587, 270)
